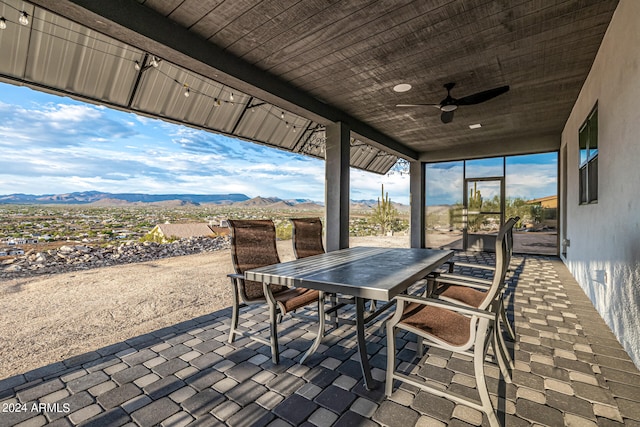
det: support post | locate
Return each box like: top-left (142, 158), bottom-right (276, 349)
top-left (410, 160), bottom-right (426, 248)
top-left (325, 122), bottom-right (350, 251)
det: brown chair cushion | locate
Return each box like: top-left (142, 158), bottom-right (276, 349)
top-left (244, 279), bottom-right (287, 301)
top-left (274, 287), bottom-right (320, 313)
top-left (440, 285), bottom-right (487, 308)
top-left (400, 302), bottom-right (471, 347)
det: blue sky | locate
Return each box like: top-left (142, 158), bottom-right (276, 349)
top-left (0, 83), bottom-right (556, 205)
top-left (0, 83), bottom-right (410, 203)
top-left (426, 153), bottom-right (558, 205)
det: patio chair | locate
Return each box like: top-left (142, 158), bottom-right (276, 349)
top-left (227, 219), bottom-right (324, 364)
top-left (290, 217), bottom-right (325, 258)
top-left (386, 220), bottom-right (512, 427)
top-left (431, 217), bottom-right (519, 342)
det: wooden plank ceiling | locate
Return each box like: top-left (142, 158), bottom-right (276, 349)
top-left (20, 0), bottom-right (621, 162)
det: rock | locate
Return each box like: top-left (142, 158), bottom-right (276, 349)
top-left (1, 236), bottom-right (230, 279)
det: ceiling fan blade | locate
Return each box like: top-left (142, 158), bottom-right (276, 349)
top-left (456, 85), bottom-right (509, 106)
top-left (441, 110), bottom-right (455, 123)
top-left (396, 103), bottom-right (441, 108)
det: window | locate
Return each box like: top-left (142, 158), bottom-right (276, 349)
top-left (579, 105), bottom-right (598, 204)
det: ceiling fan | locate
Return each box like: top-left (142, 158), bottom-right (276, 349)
top-left (397, 82), bottom-right (509, 124)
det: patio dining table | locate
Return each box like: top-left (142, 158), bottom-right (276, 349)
top-left (245, 246), bottom-right (454, 390)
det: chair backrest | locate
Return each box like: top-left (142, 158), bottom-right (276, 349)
top-left (228, 219), bottom-right (287, 301)
top-left (476, 217), bottom-right (518, 311)
top-left (290, 217), bottom-right (325, 259)
top-left (506, 216), bottom-right (520, 258)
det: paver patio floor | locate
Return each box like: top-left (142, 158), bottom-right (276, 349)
top-left (1, 253), bottom-right (639, 426)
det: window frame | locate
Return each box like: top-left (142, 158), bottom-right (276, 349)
top-left (578, 104), bottom-right (598, 205)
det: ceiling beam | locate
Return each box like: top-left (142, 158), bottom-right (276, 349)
top-left (30, 0), bottom-right (418, 161)
top-left (420, 133), bottom-right (560, 163)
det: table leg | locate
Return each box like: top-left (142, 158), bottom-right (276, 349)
top-left (330, 293), bottom-right (338, 328)
top-left (356, 297), bottom-right (377, 390)
top-left (300, 292), bottom-right (326, 364)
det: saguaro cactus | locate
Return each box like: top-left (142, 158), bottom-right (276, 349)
top-left (468, 182), bottom-right (483, 232)
top-left (371, 184), bottom-right (399, 235)
top-left (469, 182), bottom-right (483, 211)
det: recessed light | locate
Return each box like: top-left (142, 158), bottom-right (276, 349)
top-left (469, 123), bottom-right (482, 129)
top-left (393, 83), bottom-right (412, 93)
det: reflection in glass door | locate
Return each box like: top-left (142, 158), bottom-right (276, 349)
top-left (463, 177), bottom-right (505, 251)
top-left (426, 154), bottom-right (558, 254)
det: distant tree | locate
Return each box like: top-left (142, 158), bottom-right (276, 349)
top-left (530, 204), bottom-right (543, 224)
top-left (448, 204), bottom-right (464, 231)
top-left (370, 184), bottom-right (399, 236)
top-left (506, 197), bottom-right (530, 227)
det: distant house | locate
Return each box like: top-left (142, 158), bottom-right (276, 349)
top-left (526, 195), bottom-right (558, 209)
top-left (210, 226), bottom-right (230, 237)
top-left (4, 238), bottom-right (38, 245)
top-left (147, 223), bottom-right (217, 242)
top-left (0, 247), bottom-right (25, 256)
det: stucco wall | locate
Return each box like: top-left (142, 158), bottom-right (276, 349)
top-left (561, 0), bottom-right (640, 368)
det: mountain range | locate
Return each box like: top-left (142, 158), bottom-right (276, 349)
top-left (0, 191), bottom-right (249, 205)
top-left (0, 191), bottom-right (407, 210)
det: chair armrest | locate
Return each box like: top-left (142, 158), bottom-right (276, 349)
top-left (451, 261), bottom-right (496, 271)
top-left (394, 294), bottom-right (494, 320)
top-left (227, 273), bottom-right (244, 279)
top-left (435, 273), bottom-right (491, 290)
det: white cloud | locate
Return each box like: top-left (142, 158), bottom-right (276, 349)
top-left (350, 169), bottom-right (410, 204)
top-left (0, 99), bottom-right (137, 148)
top-left (41, 104), bottom-right (102, 124)
top-left (506, 163), bottom-right (557, 200)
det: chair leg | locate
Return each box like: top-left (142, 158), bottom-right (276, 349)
top-left (228, 277), bottom-right (240, 344)
top-left (268, 302), bottom-right (280, 364)
top-left (493, 328), bottom-right (513, 384)
top-left (474, 326), bottom-right (501, 427)
top-left (500, 297), bottom-right (516, 341)
top-left (368, 299), bottom-right (376, 313)
top-left (416, 337), bottom-right (424, 359)
top-left (385, 320), bottom-right (398, 396)
top-left (493, 302), bottom-right (514, 383)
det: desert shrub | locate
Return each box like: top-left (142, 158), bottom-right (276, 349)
top-left (276, 222), bottom-right (292, 240)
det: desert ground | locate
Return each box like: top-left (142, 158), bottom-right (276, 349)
top-left (0, 235), bottom-right (410, 379)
